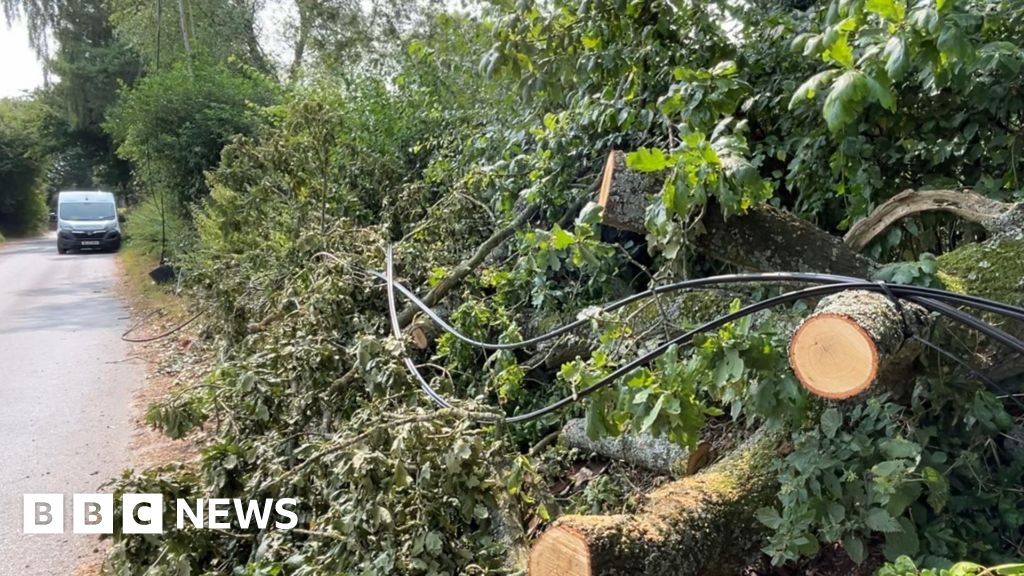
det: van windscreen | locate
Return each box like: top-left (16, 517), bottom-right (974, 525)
top-left (60, 202), bottom-right (115, 221)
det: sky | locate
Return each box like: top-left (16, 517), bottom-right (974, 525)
top-left (0, 18), bottom-right (46, 98)
top-left (0, 5), bottom-right (294, 99)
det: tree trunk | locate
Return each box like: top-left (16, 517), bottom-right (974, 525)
top-left (560, 418), bottom-right (692, 475)
top-left (289, 3), bottom-right (310, 84)
top-left (175, 0), bottom-right (192, 72)
top-left (936, 236), bottom-right (1024, 381)
top-left (529, 428), bottom-right (777, 576)
top-left (789, 290), bottom-right (930, 399)
top-left (596, 150), bottom-right (877, 277)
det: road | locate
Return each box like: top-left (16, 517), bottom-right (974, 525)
top-left (0, 233), bottom-right (142, 575)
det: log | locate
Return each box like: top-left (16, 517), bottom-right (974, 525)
top-left (936, 236), bottom-right (1024, 381)
top-left (789, 290), bottom-right (929, 399)
top-left (408, 311), bottom-right (445, 350)
top-left (529, 428), bottom-right (777, 576)
top-left (561, 418), bottom-right (690, 475)
top-left (597, 150), bottom-right (876, 277)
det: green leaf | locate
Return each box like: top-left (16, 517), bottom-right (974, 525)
top-left (866, 0), bottom-right (904, 21)
top-left (756, 507), bottom-right (783, 530)
top-left (884, 36), bottom-right (908, 80)
top-left (576, 201), bottom-right (603, 225)
top-left (865, 75), bottom-right (897, 112)
top-left (937, 25), bottom-right (972, 61)
top-left (825, 35), bottom-right (855, 68)
top-left (641, 395), bottom-right (665, 432)
top-left (872, 459), bottom-right (905, 477)
top-left (789, 70), bottom-right (839, 109)
top-left (922, 466), bottom-right (949, 513)
top-left (884, 517), bottom-right (920, 561)
top-left (551, 224), bottom-right (574, 250)
top-left (865, 507), bottom-right (902, 532)
top-left (710, 60), bottom-right (738, 77)
top-left (714, 348), bottom-right (744, 385)
top-left (823, 70), bottom-right (870, 132)
top-left (821, 407), bottom-right (843, 439)
top-left (880, 438), bottom-right (921, 459)
top-left (843, 536), bottom-right (867, 564)
top-left (626, 147), bottom-right (670, 172)
top-left (828, 502), bottom-right (846, 523)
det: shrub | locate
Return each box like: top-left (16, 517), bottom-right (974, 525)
top-left (0, 98), bottom-right (50, 235)
top-left (123, 193), bottom-right (192, 261)
top-left (105, 60), bottom-right (278, 206)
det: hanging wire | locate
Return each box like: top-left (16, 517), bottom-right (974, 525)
top-left (380, 245), bottom-right (1024, 423)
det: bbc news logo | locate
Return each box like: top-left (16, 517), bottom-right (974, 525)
top-left (23, 494), bottom-right (298, 534)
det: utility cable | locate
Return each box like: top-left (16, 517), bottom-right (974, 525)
top-left (121, 309), bottom-right (203, 343)
top-left (370, 270), bottom-right (1024, 351)
top-left (381, 246), bottom-right (1024, 423)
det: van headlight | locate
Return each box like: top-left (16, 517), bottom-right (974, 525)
top-left (58, 222), bottom-right (72, 231)
top-left (105, 220), bottom-right (118, 231)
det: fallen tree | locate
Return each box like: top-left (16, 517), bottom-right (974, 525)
top-left (560, 418), bottom-right (692, 475)
top-left (597, 151), bottom-right (877, 277)
top-left (596, 149), bottom-right (1024, 381)
top-left (530, 428), bottom-right (778, 576)
top-left (525, 152), bottom-right (1024, 573)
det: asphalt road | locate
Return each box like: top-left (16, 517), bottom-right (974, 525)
top-left (0, 233), bottom-right (142, 575)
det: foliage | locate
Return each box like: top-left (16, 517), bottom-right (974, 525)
top-left (109, 0), bottom-right (272, 73)
top-left (0, 97), bottom-right (52, 234)
top-left (3, 0), bottom-right (1022, 573)
top-left (122, 193), bottom-right (192, 260)
top-left (879, 556), bottom-right (1024, 576)
top-left (105, 60), bottom-right (278, 206)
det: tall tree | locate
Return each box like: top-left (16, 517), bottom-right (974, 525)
top-left (109, 0), bottom-right (273, 74)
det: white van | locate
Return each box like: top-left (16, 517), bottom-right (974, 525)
top-left (56, 191), bottom-right (123, 254)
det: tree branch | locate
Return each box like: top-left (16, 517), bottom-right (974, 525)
top-left (844, 189), bottom-right (1013, 252)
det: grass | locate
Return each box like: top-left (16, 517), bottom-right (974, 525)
top-left (118, 242), bottom-right (189, 317)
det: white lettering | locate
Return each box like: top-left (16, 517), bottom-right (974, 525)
top-left (233, 499), bottom-right (274, 530)
top-left (176, 498), bottom-right (204, 529)
top-left (207, 498), bottom-right (231, 529)
top-left (274, 498), bottom-right (298, 529)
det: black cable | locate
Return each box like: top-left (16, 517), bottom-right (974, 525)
top-left (370, 270), bottom-right (1024, 351)
top-left (121, 310), bottom-right (203, 343)
top-left (381, 246), bottom-right (1024, 424)
top-left (384, 246), bottom-right (456, 411)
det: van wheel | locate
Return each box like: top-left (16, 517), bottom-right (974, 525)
top-left (57, 246), bottom-right (67, 255)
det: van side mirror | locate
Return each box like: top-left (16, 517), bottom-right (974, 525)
top-left (118, 213), bottom-right (127, 223)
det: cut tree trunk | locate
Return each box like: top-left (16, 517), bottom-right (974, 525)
top-left (596, 150), bottom-right (876, 277)
top-left (789, 290), bottom-right (930, 399)
top-left (529, 428), bottom-right (777, 576)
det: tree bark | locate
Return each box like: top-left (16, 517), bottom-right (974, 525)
top-left (560, 419), bottom-right (692, 475)
top-left (789, 290), bottom-right (930, 399)
top-left (936, 236), bottom-right (1024, 381)
top-left (529, 428), bottom-right (777, 576)
top-left (288, 0), bottom-right (313, 83)
top-left (596, 150), bottom-right (876, 277)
